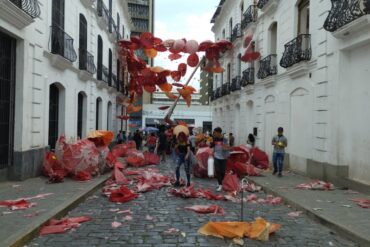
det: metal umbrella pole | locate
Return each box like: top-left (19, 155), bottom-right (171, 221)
top-left (165, 62), bottom-right (201, 122)
top-left (241, 177), bottom-right (249, 222)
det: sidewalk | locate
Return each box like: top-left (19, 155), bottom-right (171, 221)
top-left (247, 171), bottom-right (370, 246)
top-left (0, 174), bottom-right (110, 247)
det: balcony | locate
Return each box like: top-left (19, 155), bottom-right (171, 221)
top-left (97, 0), bottom-right (110, 30)
top-left (0, 0), bottom-right (40, 29)
top-left (221, 82), bottom-right (230, 96)
top-left (324, 0), bottom-right (370, 33)
top-left (79, 49), bottom-right (96, 74)
top-left (257, 0), bottom-right (269, 9)
top-left (215, 87), bottom-right (222, 99)
top-left (49, 25), bottom-right (77, 67)
top-left (280, 34), bottom-right (311, 69)
top-left (128, 5), bottom-right (149, 19)
top-left (257, 54), bottom-right (277, 79)
top-left (323, 0), bottom-right (370, 41)
top-left (231, 24), bottom-right (242, 42)
top-left (241, 68), bottom-right (255, 86)
top-left (231, 76), bottom-right (242, 91)
top-left (102, 65), bottom-right (109, 84)
top-left (241, 5), bottom-right (258, 30)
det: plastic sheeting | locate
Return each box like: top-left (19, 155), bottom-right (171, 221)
top-left (39, 216), bottom-right (92, 235)
top-left (296, 180), bottom-right (335, 190)
top-left (194, 147), bottom-right (213, 178)
top-left (222, 173), bottom-right (240, 192)
top-left (42, 151), bottom-right (68, 183)
top-left (184, 205), bottom-right (224, 215)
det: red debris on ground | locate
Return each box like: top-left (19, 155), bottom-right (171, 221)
top-left (287, 211), bottom-right (303, 217)
top-left (184, 205), bottom-right (225, 215)
top-left (39, 216), bottom-right (92, 235)
top-left (246, 194), bottom-right (282, 205)
top-left (242, 182), bottom-right (262, 193)
top-left (351, 198), bottom-right (370, 208)
top-left (135, 171), bottom-right (171, 192)
top-left (296, 180), bottom-right (335, 190)
top-left (169, 186), bottom-right (226, 201)
top-left (42, 151), bottom-right (68, 183)
top-left (250, 147), bottom-right (269, 170)
top-left (108, 186), bottom-right (138, 203)
top-left (143, 152), bottom-right (160, 165)
top-left (193, 147), bottom-right (213, 178)
top-left (0, 199), bottom-right (36, 211)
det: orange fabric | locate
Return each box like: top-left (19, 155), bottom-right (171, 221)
top-left (198, 218), bottom-right (280, 241)
top-left (158, 83), bottom-right (173, 92)
top-left (144, 48), bottom-right (157, 58)
top-left (164, 91), bottom-right (178, 100)
top-left (87, 130), bottom-right (114, 146)
top-left (126, 104), bottom-right (142, 114)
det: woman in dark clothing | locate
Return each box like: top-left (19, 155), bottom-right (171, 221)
top-left (174, 132), bottom-right (191, 187)
top-left (157, 130), bottom-right (168, 162)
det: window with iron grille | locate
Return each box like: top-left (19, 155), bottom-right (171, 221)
top-left (108, 49), bottom-right (112, 86)
top-left (77, 92), bottom-right (84, 138)
top-left (79, 14), bottom-right (88, 70)
top-left (97, 35), bottom-right (103, 80)
top-left (51, 0), bottom-right (65, 55)
top-left (48, 84), bottom-right (59, 150)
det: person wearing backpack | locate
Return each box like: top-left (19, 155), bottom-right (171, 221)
top-left (211, 127), bottom-right (230, 192)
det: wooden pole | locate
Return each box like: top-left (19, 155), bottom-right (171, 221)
top-left (164, 62), bottom-right (202, 124)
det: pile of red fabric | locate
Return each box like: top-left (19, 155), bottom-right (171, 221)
top-left (55, 136), bottom-right (100, 177)
top-left (111, 144), bottom-right (129, 158)
top-left (42, 151), bottom-right (68, 183)
top-left (193, 147), bottom-right (213, 178)
top-left (250, 147), bottom-right (269, 170)
top-left (185, 205), bottom-right (225, 215)
top-left (143, 152), bottom-right (160, 165)
top-left (126, 150), bottom-right (146, 167)
top-left (222, 173), bottom-right (240, 192)
top-left (39, 216), bottom-right (92, 235)
top-left (296, 180), bottom-right (335, 190)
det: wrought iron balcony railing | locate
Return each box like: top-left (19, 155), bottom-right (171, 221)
top-left (128, 5), bottom-right (149, 19)
top-left (323, 0), bottom-right (370, 32)
top-left (231, 76), bottom-right (242, 91)
top-left (221, 82), bottom-right (230, 96)
top-left (242, 5), bottom-right (258, 30)
top-left (79, 48), bottom-right (96, 74)
top-left (257, 54), bottom-right (277, 79)
top-left (97, 0), bottom-right (110, 27)
top-left (112, 73), bottom-right (117, 89)
top-left (215, 87), bottom-right (222, 99)
top-left (50, 25), bottom-right (77, 62)
top-left (241, 68), bottom-right (255, 86)
top-left (257, 0), bottom-right (270, 9)
top-left (231, 24), bottom-right (242, 42)
top-left (9, 0), bottom-right (41, 18)
top-left (280, 34), bottom-right (311, 68)
top-left (102, 65), bottom-right (109, 84)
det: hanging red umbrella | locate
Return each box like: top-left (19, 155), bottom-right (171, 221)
top-left (170, 71), bottom-right (182, 82)
top-left (187, 53), bottom-right (199, 67)
top-left (178, 63), bottom-right (187, 76)
top-left (158, 106), bottom-right (170, 110)
top-left (172, 83), bottom-right (184, 88)
top-left (117, 115), bottom-right (130, 120)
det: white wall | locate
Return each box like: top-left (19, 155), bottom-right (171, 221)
top-left (1, 0), bottom-right (132, 152)
top-left (210, 0), bottom-right (370, 185)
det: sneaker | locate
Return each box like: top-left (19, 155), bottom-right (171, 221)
top-left (278, 173), bottom-right (282, 177)
top-left (272, 170), bottom-right (277, 175)
top-left (216, 185), bottom-right (222, 192)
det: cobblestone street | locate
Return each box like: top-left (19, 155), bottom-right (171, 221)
top-left (28, 160), bottom-right (357, 247)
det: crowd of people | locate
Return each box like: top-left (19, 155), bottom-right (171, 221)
top-left (115, 125), bottom-right (287, 191)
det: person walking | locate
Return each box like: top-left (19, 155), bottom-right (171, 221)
top-left (272, 127), bottom-right (288, 177)
top-left (146, 133), bottom-right (157, 153)
top-left (174, 132), bottom-right (192, 187)
top-left (157, 129), bottom-right (168, 162)
top-left (211, 127), bottom-right (230, 191)
top-left (116, 130), bottom-right (125, 144)
top-left (247, 133), bottom-right (255, 148)
top-left (133, 130), bottom-right (143, 150)
top-left (229, 133), bottom-right (235, 147)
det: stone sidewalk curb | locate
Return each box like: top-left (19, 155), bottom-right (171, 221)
top-left (246, 176), bottom-right (369, 247)
top-left (4, 174), bottom-right (110, 247)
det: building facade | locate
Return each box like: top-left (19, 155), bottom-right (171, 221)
top-left (127, 0), bottom-right (154, 130)
top-left (210, 0), bottom-right (370, 186)
top-left (0, 0), bottom-right (132, 180)
top-left (199, 56), bottom-right (213, 105)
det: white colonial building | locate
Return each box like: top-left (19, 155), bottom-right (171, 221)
top-left (0, 0), bottom-right (132, 180)
top-left (210, 0), bottom-right (370, 186)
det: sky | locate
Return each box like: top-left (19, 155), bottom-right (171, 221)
top-left (154, 0), bottom-right (218, 90)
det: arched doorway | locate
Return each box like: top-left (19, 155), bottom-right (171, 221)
top-left (96, 97), bottom-right (102, 130)
top-left (77, 91), bottom-right (87, 138)
top-left (234, 104), bottom-right (241, 145)
top-left (264, 95), bottom-right (276, 157)
top-left (107, 101), bottom-right (112, 130)
top-left (48, 83), bottom-right (65, 150)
